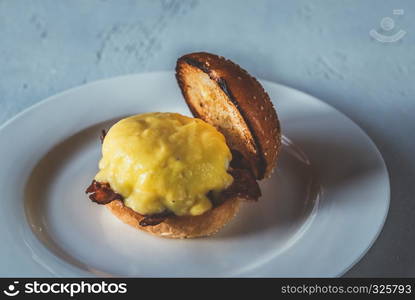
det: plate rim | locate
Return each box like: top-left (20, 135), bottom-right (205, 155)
top-left (0, 71), bottom-right (391, 277)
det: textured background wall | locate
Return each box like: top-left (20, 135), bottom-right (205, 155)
top-left (0, 0), bottom-right (414, 276)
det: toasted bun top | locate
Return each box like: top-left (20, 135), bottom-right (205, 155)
top-left (176, 52), bottom-right (281, 179)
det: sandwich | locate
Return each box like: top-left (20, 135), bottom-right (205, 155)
top-left (86, 52), bottom-right (281, 238)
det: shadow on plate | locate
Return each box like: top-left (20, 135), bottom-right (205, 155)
top-left (216, 127), bottom-right (384, 239)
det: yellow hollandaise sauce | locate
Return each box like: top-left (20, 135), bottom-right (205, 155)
top-left (95, 112), bottom-right (233, 216)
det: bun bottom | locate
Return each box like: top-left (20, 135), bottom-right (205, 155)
top-left (106, 198), bottom-right (241, 239)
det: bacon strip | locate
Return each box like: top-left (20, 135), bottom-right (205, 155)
top-left (138, 169), bottom-right (260, 226)
top-left (139, 211), bottom-right (173, 227)
top-left (86, 147), bottom-right (260, 226)
top-left (223, 168), bottom-right (261, 201)
top-left (85, 180), bottom-right (123, 204)
top-left (86, 180), bottom-right (171, 225)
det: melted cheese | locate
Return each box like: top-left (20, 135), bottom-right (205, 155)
top-left (95, 112), bottom-right (233, 216)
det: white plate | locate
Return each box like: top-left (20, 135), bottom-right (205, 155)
top-left (0, 72), bottom-right (389, 277)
